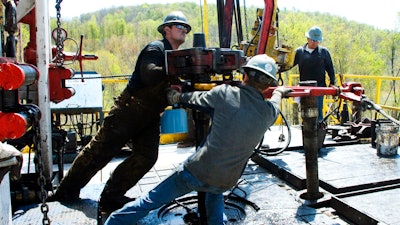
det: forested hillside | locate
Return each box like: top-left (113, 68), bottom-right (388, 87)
top-left (37, 2), bottom-right (399, 78)
top-left (18, 2), bottom-right (400, 111)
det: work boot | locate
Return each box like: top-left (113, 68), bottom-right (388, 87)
top-left (98, 195), bottom-right (135, 213)
top-left (97, 197), bottom-right (135, 225)
top-left (46, 189), bottom-right (80, 202)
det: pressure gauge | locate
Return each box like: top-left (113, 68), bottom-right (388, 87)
top-left (52, 28), bottom-right (68, 42)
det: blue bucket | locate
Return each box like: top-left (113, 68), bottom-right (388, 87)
top-left (161, 108), bottom-right (188, 134)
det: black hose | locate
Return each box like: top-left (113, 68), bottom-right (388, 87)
top-left (255, 110), bottom-right (291, 156)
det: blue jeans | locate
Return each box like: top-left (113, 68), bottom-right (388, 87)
top-left (104, 166), bottom-right (226, 225)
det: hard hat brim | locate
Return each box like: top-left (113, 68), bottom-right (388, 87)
top-left (158, 22), bottom-right (192, 34)
top-left (242, 65), bottom-right (278, 82)
top-left (305, 31), bottom-right (323, 42)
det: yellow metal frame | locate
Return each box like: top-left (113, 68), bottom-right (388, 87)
top-left (101, 73), bottom-right (400, 130)
top-left (286, 73), bottom-right (400, 124)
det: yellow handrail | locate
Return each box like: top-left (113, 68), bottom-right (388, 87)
top-left (285, 73), bottom-right (400, 124)
top-left (101, 74), bottom-right (400, 124)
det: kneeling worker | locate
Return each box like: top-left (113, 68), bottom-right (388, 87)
top-left (105, 54), bottom-right (293, 225)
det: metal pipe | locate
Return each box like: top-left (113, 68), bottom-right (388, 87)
top-left (299, 81), bottom-right (323, 200)
top-left (0, 63), bottom-right (39, 90)
top-left (36, 0), bottom-right (53, 181)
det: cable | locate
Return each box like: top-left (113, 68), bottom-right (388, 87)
top-left (69, 74), bottom-right (131, 80)
top-left (254, 110), bottom-right (291, 156)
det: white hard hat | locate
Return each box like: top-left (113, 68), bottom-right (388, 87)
top-left (242, 54), bottom-right (278, 85)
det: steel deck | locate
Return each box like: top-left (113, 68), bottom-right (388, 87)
top-left (11, 126), bottom-right (399, 225)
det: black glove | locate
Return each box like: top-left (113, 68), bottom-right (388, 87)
top-left (273, 86), bottom-right (293, 98)
top-left (166, 88), bottom-right (181, 105)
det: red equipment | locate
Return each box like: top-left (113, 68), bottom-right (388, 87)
top-left (0, 63), bottom-right (38, 90)
top-left (0, 113), bottom-right (27, 140)
top-left (166, 47), bottom-right (244, 83)
top-left (0, 61), bottom-right (41, 141)
top-left (257, 0), bottom-right (275, 55)
top-left (0, 104), bottom-right (40, 140)
top-left (48, 66), bottom-right (76, 103)
top-left (19, 6), bottom-right (98, 103)
top-left (51, 34), bottom-right (99, 82)
top-left (263, 82), bottom-right (365, 102)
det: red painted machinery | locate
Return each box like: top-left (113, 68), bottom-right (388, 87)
top-left (20, 6), bottom-right (98, 103)
top-left (263, 82), bottom-right (365, 102)
top-left (0, 59), bottom-right (40, 141)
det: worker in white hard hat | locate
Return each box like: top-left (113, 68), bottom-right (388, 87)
top-left (293, 26), bottom-right (336, 121)
top-left (104, 54), bottom-right (293, 225)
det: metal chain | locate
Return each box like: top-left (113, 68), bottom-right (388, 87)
top-left (33, 122), bottom-right (51, 225)
top-left (55, 0), bottom-right (64, 66)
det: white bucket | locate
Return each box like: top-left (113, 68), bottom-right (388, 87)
top-left (375, 124), bottom-right (399, 156)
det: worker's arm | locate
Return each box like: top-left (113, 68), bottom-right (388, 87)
top-left (140, 43), bottom-right (166, 86)
top-left (269, 86), bottom-right (293, 108)
top-left (324, 49), bottom-right (335, 86)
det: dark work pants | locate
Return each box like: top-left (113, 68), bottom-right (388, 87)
top-left (56, 88), bottom-right (162, 199)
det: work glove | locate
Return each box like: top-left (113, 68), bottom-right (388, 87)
top-left (272, 86), bottom-right (293, 98)
top-left (0, 142), bottom-right (23, 181)
top-left (166, 88), bottom-right (181, 105)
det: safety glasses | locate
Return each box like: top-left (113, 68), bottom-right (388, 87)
top-left (175, 24), bottom-right (188, 33)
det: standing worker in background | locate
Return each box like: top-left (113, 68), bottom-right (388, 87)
top-left (293, 26), bottom-right (335, 121)
top-left (104, 54), bottom-right (293, 225)
top-left (49, 11), bottom-right (192, 212)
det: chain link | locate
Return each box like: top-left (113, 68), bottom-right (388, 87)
top-left (33, 122), bottom-right (51, 224)
top-left (55, 0), bottom-right (64, 66)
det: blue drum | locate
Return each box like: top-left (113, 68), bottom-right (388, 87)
top-left (160, 108), bottom-right (188, 134)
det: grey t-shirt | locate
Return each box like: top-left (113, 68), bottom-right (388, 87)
top-left (180, 84), bottom-right (280, 190)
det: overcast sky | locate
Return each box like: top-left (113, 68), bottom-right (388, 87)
top-left (49, 0), bottom-right (399, 30)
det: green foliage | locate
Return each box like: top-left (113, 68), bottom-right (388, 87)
top-left (43, 2), bottom-right (400, 77)
top-left (278, 9), bottom-right (397, 76)
top-left (18, 2), bottom-right (400, 112)
top-left (19, 2), bottom-right (399, 78)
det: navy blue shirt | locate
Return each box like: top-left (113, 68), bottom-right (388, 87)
top-left (125, 38), bottom-right (172, 112)
top-left (294, 44), bottom-right (335, 87)
top-left (127, 38), bottom-right (172, 93)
